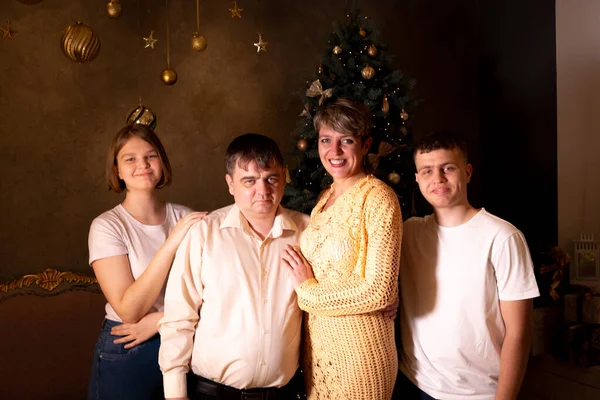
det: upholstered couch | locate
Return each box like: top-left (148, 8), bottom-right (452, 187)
top-left (0, 269), bottom-right (106, 399)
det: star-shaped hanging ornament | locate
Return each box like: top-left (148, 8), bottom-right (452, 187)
top-left (143, 30), bottom-right (158, 49)
top-left (229, 1), bottom-right (243, 18)
top-left (1, 21), bottom-right (15, 40)
top-left (254, 33), bottom-right (268, 53)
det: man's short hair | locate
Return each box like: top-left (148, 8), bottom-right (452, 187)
top-left (414, 130), bottom-right (468, 162)
top-left (313, 98), bottom-right (372, 141)
top-left (106, 124), bottom-right (172, 193)
top-left (225, 133), bottom-right (285, 175)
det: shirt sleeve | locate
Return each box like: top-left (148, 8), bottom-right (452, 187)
top-left (88, 216), bottom-right (128, 266)
top-left (158, 224), bottom-right (204, 398)
top-left (492, 231), bottom-right (540, 301)
top-left (296, 185), bottom-right (403, 316)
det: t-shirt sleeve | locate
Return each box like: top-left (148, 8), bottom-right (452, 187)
top-left (88, 217), bottom-right (128, 266)
top-left (492, 231), bottom-right (540, 301)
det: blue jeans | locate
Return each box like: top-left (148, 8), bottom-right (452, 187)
top-left (393, 371), bottom-right (437, 400)
top-left (88, 319), bottom-right (164, 400)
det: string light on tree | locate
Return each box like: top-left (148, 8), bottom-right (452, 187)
top-left (297, 139), bottom-right (309, 151)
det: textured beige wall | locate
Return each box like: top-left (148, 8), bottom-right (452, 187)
top-left (0, 0), bottom-right (478, 281)
top-left (556, 0), bottom-right (600, 288)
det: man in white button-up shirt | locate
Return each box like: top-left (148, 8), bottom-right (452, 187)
top-left (158, 133), bottom-right (310, 400)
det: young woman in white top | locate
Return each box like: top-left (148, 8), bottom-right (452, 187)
top-left (87, 124), bottom-right (206, 400)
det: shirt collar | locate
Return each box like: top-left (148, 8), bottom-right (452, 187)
top-left (220, 204), bottom-right (300, 238)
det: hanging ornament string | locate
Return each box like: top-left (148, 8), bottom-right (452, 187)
top-left (253, 0), bottom-right (268, 53)
top-left (126, 0), bottom-right (157, 128)
top-left (192, 0), bottom-right (207, 51)
top-left (161, 0), bottom-right (177, 85)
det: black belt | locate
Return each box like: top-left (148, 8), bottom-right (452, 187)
top-left (193, 375), bottom-right (281, 400)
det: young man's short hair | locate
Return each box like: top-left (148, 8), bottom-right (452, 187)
top-left (414, 130), bottom-right (468, 162)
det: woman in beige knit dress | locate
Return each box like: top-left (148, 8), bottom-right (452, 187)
top-left (283, 98), bottom-right (403, 400)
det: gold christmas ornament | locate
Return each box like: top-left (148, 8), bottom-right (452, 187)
top-left (254, 33), bottom-right (268, 53)
top-left (382, 96), bottom-right (389, 113)
top-left (296, 139), bottom-right (309, 152)
top-left (388, 172), bottom-right (401, 185)
top-left (359, 27), bottom-right (367, 37)
top-left (191, 33), bottom-right (207, 51)
top-left (400, 126), bottom-right (408, 136)
top-left (229, 1), bottom-right (243, 18)
top-left (333, 45), bottom-right (342, 55)
top-left (161, 68), bottom-right (178, 85)
top-left (106, 0), bottom-right (122, 19)
top-left (192, 0), bottom-right (207, 52)
top-left (60, 22), bottom-right (101, 63)
top-left (1, 21), bottom-right (15, 40)
top-left (400, 108), bottom-right (409, 120)
top-left (367, 45), bottom-right (378, 57)
top-left (143, 30), bottom-right (158, 49)
top-left (126, 104), bottom-right (157, 130)
top-left (361, 65), bottom-right (375, 79)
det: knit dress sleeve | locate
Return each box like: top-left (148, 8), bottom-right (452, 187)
top-left (296, 184), bottom-right (402, 316)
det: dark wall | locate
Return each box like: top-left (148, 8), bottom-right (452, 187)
top-left (0, 0), bottom-right (479, 281)
top-left (477, 0), bottom-right (557, 254)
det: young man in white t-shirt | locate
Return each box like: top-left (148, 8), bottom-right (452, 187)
top-left (397, 131), bottom-right (539, 400)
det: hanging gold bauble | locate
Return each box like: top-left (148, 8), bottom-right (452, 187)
top-left (106, 0), bottom-right (122, 19)
top-left (191, 33), bottom-right (207, 52)
top-left (161, 68), bottom-right (178, 85)
top-left (400, 109), bottom-right (409, 120)
top-left (388, 172), bottom-right (401, 185)
top-left (126, 104), bottom-right (157, 130)
top-left (361, 65), bottom-right (375, 79)
top-left (359, 28), bottom-right (367, 37)
top-left (333, 45), bottom-right (342, 55)
top-left (382, 96), bottom-right (389, 113)
top-left (60, 22), bottom-right (101, 63)
top-left (367, 45), bottom-right (378, 57)
top-left (296, 138), bottom-right (309, 152)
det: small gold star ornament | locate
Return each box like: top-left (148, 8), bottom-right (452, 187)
top-left (1, 21), bottom-right (15, 40)
top-left (229, 1), bottom-right (243, 18)
top-left (254, 33), bottom-right (268, 53)
top-left (143, 30), bottom-right (158, 49)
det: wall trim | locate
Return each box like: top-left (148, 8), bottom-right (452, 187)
top-left (0, 268), bottom-right (100, 301)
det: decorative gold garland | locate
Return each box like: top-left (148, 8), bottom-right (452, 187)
top-left (0, 268), bottom-right (97, 294)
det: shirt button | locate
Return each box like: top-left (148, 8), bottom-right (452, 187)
top-left (260, 361), bottom-right (266, 366)
top-left (263, 329), bottom-right (269, 334)
top-left (263, 299), bottom-right (268, 304)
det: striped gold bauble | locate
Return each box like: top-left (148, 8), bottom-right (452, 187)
top-left (60, 22), bottom-right (101, 63)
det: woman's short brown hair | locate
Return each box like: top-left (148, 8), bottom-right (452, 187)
top-left (106, 124), bottom-right (172, 193)
top-left (313, 98), bottom-right (373, 141)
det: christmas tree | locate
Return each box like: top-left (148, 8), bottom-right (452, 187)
top-left (284, 9), bottom-right (420, 218)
